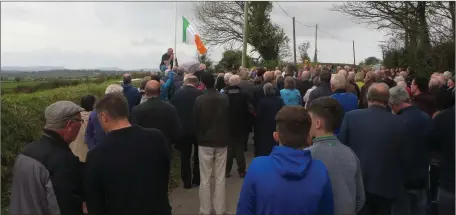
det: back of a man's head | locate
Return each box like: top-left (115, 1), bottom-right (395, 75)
top-left (256, 68), bottom-right (266, 77)
top-left (105, 84), bottom-right (123, 95)
top-left (301, 70), bottom-right (311, 81)
top-left (367, 82), bottom-right (390, 105)
top-left (229, 75), bottom-right (241, 86)
top-left (263, 71), bottom-right (274, 83)
top-left (224, 72), bottom-right (233, 83)
top-left (319, 70), bottom-right (331, 84)
top-left (123, 74), bottom-right (132, 85)
top-left (285, 64), bottom-right (297, 77)
top-left (413, 76), bottom-right (429, 93)
top-left (275, 106), bottom-right (312, 149)
top-left (307, 96), bottom-right (344, 133)
top-left (389, 86), bottom-right (410, 106)
top-left (263, 83), bottom-right (276, 96)
top-left (330, 74), bottom-right (347, 91)
top-left (429, 78), bottom-right (440, 90)
top-left (201, 72), bottom-right (215, 89)
top-left (347, 71), bottom-right (355, 82)
top-left (337, 70), bottom-right (348, 78)
top-left (184, 75), bottom-right (199, 87)
top-left (145, 80), bottom-right (161, 97)
top-left (95, 93), bottom-right (129, 121)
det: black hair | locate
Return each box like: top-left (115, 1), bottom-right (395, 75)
top-left (215, 76), bottom-right (226, 91)
top-left (413, 76), bottom-right (429, 93)
top-left (95, 93), bottom-right (129, 119)
top-left (80, 94), bottom-right (96, 111)
top-left (123, 75), bottom-right (132, 85)
top-left (201, 72), bottom-right (215, 89)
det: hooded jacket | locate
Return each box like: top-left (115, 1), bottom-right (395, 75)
top-left (237, 146), bottom-right (334, 215)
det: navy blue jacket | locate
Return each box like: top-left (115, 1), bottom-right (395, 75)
top-left (237, 146), bottom-right (334, 215)
top-left (122, 84), bottom-right (141, 113)
top-left (396, 105), bottom-right (432, 189)
top-left (339, 105), bottom-right (407, 199)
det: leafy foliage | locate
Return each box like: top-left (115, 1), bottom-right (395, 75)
top-left (194, 1), bottom-right (290, 61)
top-left (298, 41), bottom-right (311, 63)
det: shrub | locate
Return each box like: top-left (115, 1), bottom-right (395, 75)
top-left (1, 81), bottom-right (180, 211)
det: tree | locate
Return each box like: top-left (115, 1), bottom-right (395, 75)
top-left (298, 41), bottom-right (311, 63)
top-left (363, 56), bottom-right (381, 65)
top-left (194, 2), bottom-right (290, 61)
top-left (217, 50), bottom-right (245, 71)
top-left (332, 2), bottom-right (454, 76)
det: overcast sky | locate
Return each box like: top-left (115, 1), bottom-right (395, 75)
top-left (1, 2), bottom-right (385, 69)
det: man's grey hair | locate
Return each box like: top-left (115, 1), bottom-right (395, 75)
top-left (330, 74), bottom-right (346, 90)
top-left (367, 82), bottom-right (390, 104)
top-left (184, 75), bottom-right (199, 86)
top-left (347, 71), bottom-right (355, 81)
top-left (436, 75), bottom-right (447, 86)
top-left (240, 70), bottom-right (249, 80)
top-left (229, 75), bottom-right (241, 86)
top-left (443, 71), bottom-right (453, 80)
top-left (224, 72), bottom-right (233, 82)
top-left (338, 69), bottom-right (348, 78)
top-left (301, 70), bottom-right (310, 81)
top-left (394, 76), bottom-right (405, 83)
top-left (396, 80), bottom-right (407, 89)
top-left (389, 86), bottom-right (410, 106)
top-left (105, 84), bottom-right (124, 95)
top-left (263, 83), bottom-right (276, 96)
top-left (429, 78), bottom-right (440, 89)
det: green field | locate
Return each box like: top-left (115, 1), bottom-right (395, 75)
top-left (1, 80), bottom-right (181, 213)
top-left (1, 81), bottom-right (43, 89)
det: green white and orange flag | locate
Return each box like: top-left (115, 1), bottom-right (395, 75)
top-left (182, 16), bottom-right (207, 55)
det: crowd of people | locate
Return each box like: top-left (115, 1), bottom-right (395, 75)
top-left (7, 48), bottom-right (455, 215)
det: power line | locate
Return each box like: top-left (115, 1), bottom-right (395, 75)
top-left (275, 2), bottom-right (314, 28)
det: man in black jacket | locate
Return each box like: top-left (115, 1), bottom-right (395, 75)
top-left (9, 101), bottom-right (85, 215)
top-left (170, 75), bottom-right (203, 189)
top-left (223, 75), bottom-right (253, 178)
top-left (131, 80), bottom-right (181, 150)
top-left (85, 93), bottom-right (171, 215)
top-left (388, 86), bottom-right (431, 215)
top-left (307, 69), bottom-right (332, 106)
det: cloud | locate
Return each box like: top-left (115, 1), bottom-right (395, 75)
top-left (1, 2), bottom-right (385, 69)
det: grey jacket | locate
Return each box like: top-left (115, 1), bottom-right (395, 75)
top-left (307, 136), bottom-right (365, 215)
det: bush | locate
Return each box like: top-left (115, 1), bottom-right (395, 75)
top-left (1, 81), bottom-right (180, 211)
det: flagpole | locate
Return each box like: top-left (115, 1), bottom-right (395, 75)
top-left (174, 2), bottom-right (178, 65)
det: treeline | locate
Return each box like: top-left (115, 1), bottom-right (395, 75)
top-left (334, 2), bottom-right (455, 77)
top-left (2, 72), bottom-right (151, 94)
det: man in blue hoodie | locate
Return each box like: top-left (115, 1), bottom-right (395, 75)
top-left (122, 74), bottom-right (141, 113)
top-left (237, 106), bottom-right (334, 215)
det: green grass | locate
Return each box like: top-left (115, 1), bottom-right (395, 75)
top-left (1, 81), bottom-right (43, 89)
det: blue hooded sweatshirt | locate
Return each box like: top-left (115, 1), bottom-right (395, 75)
top-left (237, 146), bottom-right (334, 215)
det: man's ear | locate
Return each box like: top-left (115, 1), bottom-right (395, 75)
top-left (273, 131), bottom-right (280, 143)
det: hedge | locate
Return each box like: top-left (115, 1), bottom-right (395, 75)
top-left (1, 81), bottom-right (181, 211)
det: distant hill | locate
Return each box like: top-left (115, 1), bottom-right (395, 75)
top-left (1, 66), bottom-right (66, 72)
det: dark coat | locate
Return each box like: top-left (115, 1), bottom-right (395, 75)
top-left (131, 97), bottom-right (181, 147)
top-left (298, 80), bottom-right (313, 101)
top-left (193, 88), bottom-right (230, 148)
top-left (170, 85), bottom-right (203, 137)
top-left (412, 92), bottom-right (437, 117)
top-left (224, 85), bottom-right (254, 135)
top-left (122, 84), bottom-right (141, 113)
top-left (359, 81), bottom-right (374, 109)
top-left (239, 80), bottom-right (255, 97)
top-left (396, 106), bottom-right (432, 189)
top-left (254, 95), bottom-right (284, 157)
top-left (252, 82), bottom-right (280, 109)
top-left (339, 105), bottom-right (407, 199)
top-left (307, 82), bottom-right (332, 106)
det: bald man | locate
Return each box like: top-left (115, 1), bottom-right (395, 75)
top-left (338, 70), bottom-right (358, 97)
top-left (131, 80), bottom-right (181, 151)
top-left (340, 82), bottom-right (408, 215)
top-left (121, 73), bottom-right (141, 112)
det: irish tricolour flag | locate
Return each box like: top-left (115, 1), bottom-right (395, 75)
top-left (183, 17), bottom-right (207, 55)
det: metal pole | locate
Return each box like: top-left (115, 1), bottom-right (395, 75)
top-left (313, 24), bottom-right (318, 63)
top-left (352, 40), bottom-right (356, 66)
top-left (174, 2), bottom-right (178, 66)
top-left (242, 1), bottom-right (249, 68)
top-left (292, 17), bottom-right (297, 65)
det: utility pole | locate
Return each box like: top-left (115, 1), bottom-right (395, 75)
top-left (242, 1), bottom-right (249, 68)
top-left (313, 24), bottom-right (318, 63)
top-left (292, 17), bottom-right (297, 65)
top-left (352, 40), bottom-right (356, 66)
